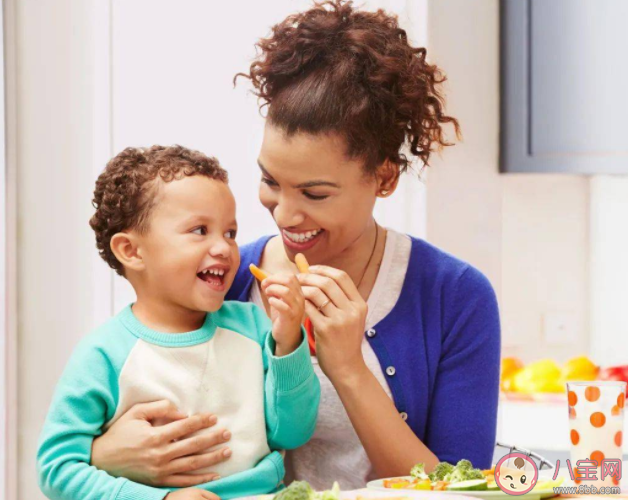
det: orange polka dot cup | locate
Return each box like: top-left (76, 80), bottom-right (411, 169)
top-left (567, 381), bottom-right (626, 491)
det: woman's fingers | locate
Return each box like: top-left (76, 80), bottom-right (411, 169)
top-left (129, 399), bottom-right (187, 422)
top-left (304, 298), bottom-right (330, 325)
top-left (308, 265), bottom-right (363, 302)
top-left (165, 447), bottom-right (232, 475)
top-left (158, 473), bottom-right (219, 488)
top-left (301, 285), bottom-right (337, 313)
top-left (297, 272), bottom-right (352, 310)
top-left (164, 428), bottom-right (231, 461)
top-left (159, 413), bottom-right (218, 444)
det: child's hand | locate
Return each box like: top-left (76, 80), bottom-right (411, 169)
top-left (260, 273), bottom-right (305, 356)
top-left (165, 488), bottom-right (220, 500)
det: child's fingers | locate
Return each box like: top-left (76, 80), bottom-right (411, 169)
top-left (263, 283), bottom-right (290, 299)
top-left (268, 296), bottom-right (291, 314)
top-left (263, 274), bottom-right (302, 297)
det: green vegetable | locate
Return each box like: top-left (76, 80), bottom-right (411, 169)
top-left (410, 463), bottom-right (429, 480)
top-left (446, 479), bottom-right (488, 491)
top-left (428, 461), bottom-right (454, 482)
top-left (274, 481), bottom-right (315, 500)
top-left (273, 481), bottom-right (341, 500)
top-left (443, 459), bottom-right (484, 483)
top-left (487, 481), bottom-right (500, 491)
top-left (317, 482), bottom-right (341, 500)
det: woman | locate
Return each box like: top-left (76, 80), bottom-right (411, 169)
top-left (90, 0), bottom-right (500, 491)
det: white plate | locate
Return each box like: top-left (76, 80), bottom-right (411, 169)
top-left (237, 491), bottom-right (479, 500)
top-left (366, 474), bottom-right (568, 500)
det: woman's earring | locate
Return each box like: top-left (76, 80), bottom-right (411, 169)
top-left (379, 189), bottom-right (390, 197)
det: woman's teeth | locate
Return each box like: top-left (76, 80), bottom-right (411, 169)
top-left (283, 229), bottom-right (322, 243)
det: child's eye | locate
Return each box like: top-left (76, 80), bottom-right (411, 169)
top-left (224, 229), bottom-right (237, 240)
top-left (191, 226), bottom-right (207, 236)
top-left (303, 191), bottom-right (329, 201)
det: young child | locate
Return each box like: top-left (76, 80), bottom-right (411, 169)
top-left (37, 145), bottom-right (320, 500)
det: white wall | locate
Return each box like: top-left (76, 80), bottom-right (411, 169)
top-left (426, 0), bottom-right (591, 363)
top-left (10, 1), bottom-right (427, 498)
top-left (590, 177), bottom-right (628, 365)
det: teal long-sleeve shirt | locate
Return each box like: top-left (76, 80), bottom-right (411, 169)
top-left (37, 301), bottom-right (320, 500)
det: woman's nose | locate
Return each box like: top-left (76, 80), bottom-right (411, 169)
top-left (272, 197), bottom-right (305, 228)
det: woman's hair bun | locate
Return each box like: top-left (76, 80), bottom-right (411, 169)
top-left (237, 0), bottom-right (460, 173)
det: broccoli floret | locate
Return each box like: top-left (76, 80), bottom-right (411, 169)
top-left (429, 462), bottom-right (455, 482)
top-left (317, 482), bottom-right (341, 500)
top-left (455, 459), bottom-right (474, 470)
top-left (465, 468), bottom-right (485, 480)
top-left (444, 460), bottom-right (484, 483)
top-left (410, 463), bottom-right (429, 480)
top-left (275, 481), bottom-right (315, 500)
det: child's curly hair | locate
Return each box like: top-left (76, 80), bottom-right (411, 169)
top-left (89, 145), bottom-right (228, 276)
top-left (237, 0), bottom-right (460, 174)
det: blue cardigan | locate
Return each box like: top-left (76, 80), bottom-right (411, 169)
top-left (227, 235), bottom-right (501, 469)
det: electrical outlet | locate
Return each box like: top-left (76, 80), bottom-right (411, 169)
top-left (543, 311), bottom-right (576, 345)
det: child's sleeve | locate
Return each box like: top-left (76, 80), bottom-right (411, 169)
top-left (37, 335), bottom-right (168, 500)
top-left (250, 306), bottom-right (321, 450)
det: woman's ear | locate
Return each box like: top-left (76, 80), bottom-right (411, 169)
top-left (110, 232), bottom-right (145, 272)
top-left (375, 159), bottom-right (400, 198)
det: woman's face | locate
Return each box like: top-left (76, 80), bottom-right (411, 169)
top-left (258, 122), bottom-right (380, 264)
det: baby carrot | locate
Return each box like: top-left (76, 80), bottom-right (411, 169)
top-left (249, 263), bottom-right (269, 282)
top-left (295, 253), bottom-right (310, 273)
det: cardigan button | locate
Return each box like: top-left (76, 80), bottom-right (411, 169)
top-left (386, 366), bottom-right (396, 376)
top-left (400, 412), bottom-right (408, 421)
top-left (366, 328), bottom-right (377, 338)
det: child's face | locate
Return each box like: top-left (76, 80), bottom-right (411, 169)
top-left (134, 175), bottom-right (239, 314)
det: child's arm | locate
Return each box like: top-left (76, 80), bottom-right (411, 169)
top-left (37, 336), bottom-right (169, 500)
top-left (255, 275), bottom-right (321, 450)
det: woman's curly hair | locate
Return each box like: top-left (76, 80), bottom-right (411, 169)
top-left (89, 145), bottom-right (228, 276)
top-left (237, 0), bottom-right (460, 174)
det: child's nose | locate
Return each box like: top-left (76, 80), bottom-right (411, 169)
top-left (209, 239), bottom-right (231, 259)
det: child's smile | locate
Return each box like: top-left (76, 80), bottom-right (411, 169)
top-left (197, 264), bottom-right (230, 292)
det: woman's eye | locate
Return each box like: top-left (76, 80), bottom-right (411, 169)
top-left (261, 177), bottom-right (278, 187)
top-left (224, 229), bottom-right (237, 240)
top-left (191, 226), bottom-right (207, 236)
top-left (303, 191), bottom-right (329, 201)
top-left (520, 475), bottom-right (526, 484)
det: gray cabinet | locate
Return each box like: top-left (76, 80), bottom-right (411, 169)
top-left (500, 0), bottom-right (628, 174)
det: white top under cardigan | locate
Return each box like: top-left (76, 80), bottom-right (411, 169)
top-left (250, 229), bottom-right (412, 490)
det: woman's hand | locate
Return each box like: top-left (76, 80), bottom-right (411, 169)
top-left (297, 266), bottom-right (368, 382)
top-left (90, 399), bottom-right (232, 488)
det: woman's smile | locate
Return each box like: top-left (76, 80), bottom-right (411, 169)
top-left (281, 228), bottom-right (325, 251)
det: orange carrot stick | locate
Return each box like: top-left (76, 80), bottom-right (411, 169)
top-left (249, 263), bottom-right (269, 281)
top-left (295, 253), bottom-right (310, 273)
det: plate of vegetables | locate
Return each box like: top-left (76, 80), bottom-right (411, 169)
top-left (367, 460), bottom-right (565, 499)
